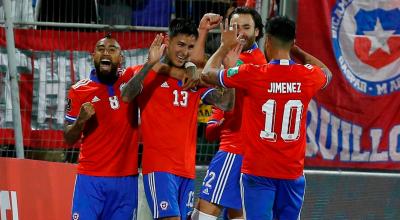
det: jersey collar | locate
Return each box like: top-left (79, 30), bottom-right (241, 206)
top-left (269, 59), bottom-right (295, 65)
top-left (90, 69), bottom-right (122, 86)
top-left (243, 43), bottom-right (258, 53)
top-left (90, 69), bottom-right (100, 83)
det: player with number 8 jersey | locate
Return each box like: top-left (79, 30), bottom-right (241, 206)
top-left (64, 36), bottom-right (139, 220)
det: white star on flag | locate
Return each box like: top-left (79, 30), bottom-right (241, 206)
top-left (363, 18), bottom-right (395, 55)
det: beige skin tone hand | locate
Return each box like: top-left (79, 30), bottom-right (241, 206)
top-left (202, 19), bottom-right (243, 86)
top-left (64, 102), bottom-right (95, 145)
top-left (181, 63), bottom-right (200, 90)
top-left (198, 13), bottom-right (222, 31)
top-left (181, 13), bottom-right (222, 90)
top-left (223, 43), bottom-right (244, 68)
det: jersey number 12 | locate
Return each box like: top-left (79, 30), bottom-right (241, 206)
top-left (260, 99), bottom-right (303, 142)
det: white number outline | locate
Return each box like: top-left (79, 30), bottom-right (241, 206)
top-left (260, 99), bottom-right (303, 142)
top-left (173, 90), bottom-right (188, 107)
top-left (203, 171), bottom-right (216, 188)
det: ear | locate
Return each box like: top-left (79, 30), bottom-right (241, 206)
top-left (255, 28), bottom-right (260, 38)
top-left (119, 53), bottom-right (124, 64)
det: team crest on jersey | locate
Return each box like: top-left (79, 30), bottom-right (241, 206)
top-left (236, 59), bottom-right (244, 66)
top-left (227, 67), bottom-right (239, 77)
top-left (331, 0), bottom-right (400, 96)
top-left (160, 201), bottom-right (169, 210)
top-left (72, 212), bottom-right (79, 220)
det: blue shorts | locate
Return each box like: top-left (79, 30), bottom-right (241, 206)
top-left (71, 174), bottom-right (138, 220)
top-left (143, 172), bottom-right (194, 219)
top-left (198, 151), bottom-right (243, 210)
top-left (240, 173), bottom-right (306, 220)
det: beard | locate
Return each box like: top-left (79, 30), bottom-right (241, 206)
top-left (94, 62), bottom-right (119, 85)
top-left (241, 35), bottom-right (257, 51)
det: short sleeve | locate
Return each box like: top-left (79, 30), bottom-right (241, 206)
top-left (120, 65), bottom-right (143, 83)
top-left (205, 107), bottom-right (224, 142)
top-left (219, 64), bottom-right (256, 90)
top-left (65, 88), bottom-right (81, 123)
top-left (310, 65), bottom-right (329, 90)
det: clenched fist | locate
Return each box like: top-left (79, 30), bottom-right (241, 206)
top-left (77, 102), bottom-right (95, 123)
top-left (199, 13), bottom-right (222, 31)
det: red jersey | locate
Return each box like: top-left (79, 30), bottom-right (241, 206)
top-left (131, 65), bottom-right (208, 179)
top-left (206, 45), bottom-right (267, 154)
top-left (220, 60), bottom-right (328, 179)
top-left (205, 107), bottom-right (224, 142)
top-left (65, 69), bottom-right (139, 176)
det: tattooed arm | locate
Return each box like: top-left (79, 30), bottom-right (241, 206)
top-left (203, 88), bottom-right (235, 111)
top-left (121, 34), bottom-right (166, 102)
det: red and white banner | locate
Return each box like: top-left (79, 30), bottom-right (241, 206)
top-left (298, 0), bottom-right (400, 170)
top-left (0, 157), bottom-right (76, 220)
top-left (0, 29), bottom-right (157, 148)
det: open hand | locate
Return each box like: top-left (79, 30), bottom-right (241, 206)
top-left (148, 34), bottom-right (167, 65)
top-left (220, 18), bottom-right (242, 50)
top-left (223, 43), bottom-right (244, 68)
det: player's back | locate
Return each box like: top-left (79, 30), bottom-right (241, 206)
top-left (239, 60), bottom-right (327, 179)
top-left (217, 46), bottom-right (267, 154)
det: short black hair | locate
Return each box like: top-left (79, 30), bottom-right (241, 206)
top-left (105, 32), bottom-right (112, 38)
top-left (265, 16), bottom-right (296, 42)
top-left (228, 7), bottom-right (264, 41)
top-left (168, 18), bottom-right (199, 39)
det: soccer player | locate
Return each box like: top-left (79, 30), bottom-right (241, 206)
top-left (64, 35), bottom-right (139, 220)
top-left (191, 7), bottom-right (267, 220)
top-left (201, 16), bottom-right (332, 220)
top-left (121, 18), bottom-right (235, 220)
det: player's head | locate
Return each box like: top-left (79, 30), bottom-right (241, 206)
top-left (167, 18), bottom-right (198, 67)
top-left (92, 33), bottom-right (123, 79)
top-left (264, 16), bottom-right (296, 61)
top-left (228, 7), bottom-right (264, 51)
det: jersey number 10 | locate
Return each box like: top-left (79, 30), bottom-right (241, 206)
top-left (260, 99), bottom-right (303, 142)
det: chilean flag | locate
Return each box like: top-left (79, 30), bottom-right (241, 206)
top-left (354, 8), bottom-right (400, 69)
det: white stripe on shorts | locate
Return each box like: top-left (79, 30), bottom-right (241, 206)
top-left (211, 152), bottom-right (235, 204)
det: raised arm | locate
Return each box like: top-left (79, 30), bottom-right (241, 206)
top-left (202, 19), bottom-right (241, 86)
top-left (191, 13), bottom-right (222, 67)
top-left (291, 45), bottom-right (332, 87)
top-left (64, 102), bottom-right (95, 145)
top-left (179, 13), bottom-right (222, 90)
top-left (121, 34), bottom-right (166, 102)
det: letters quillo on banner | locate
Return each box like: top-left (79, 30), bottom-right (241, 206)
top-left (297, 0), bottom-right (400, 170)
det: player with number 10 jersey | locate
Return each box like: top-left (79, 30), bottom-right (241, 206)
top-left (219, 60), bottom-right (327, 179)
